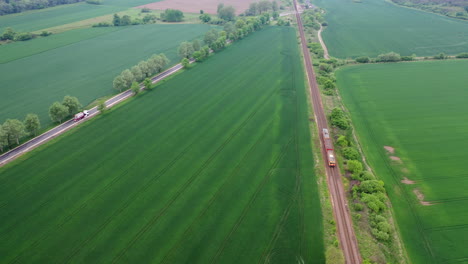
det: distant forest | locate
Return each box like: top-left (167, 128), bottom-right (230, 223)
top-left (0, 0), bottom-right (85, 15)
top-left (391, 0), bottom-right (468, 19)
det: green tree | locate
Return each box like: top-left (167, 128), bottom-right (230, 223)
top-left (14, 32), bottom-right (33, 41)
top-left (258, 0), bottom-right (272, 13)
top-left (272, 11), bottom-right (279, 20)
top-left (272, 1), bottom-right (279, 12)
top-left (130, 81), bottom-right (140, 95)
top-left (199, 14), bottom-right (211, 22)
top-left (98, 100), bottom-right (107, 113)
top-left (24, 113), bottom-right (41, 136)
top-left (181, 58), bottom-right (190, 69)
top-left (342, 147), bottom-right (360, 160)
top-left (355, 56), bottom-right (370, 63)
top-left (120, 15), bottom-right (132, 26)
top-left (143, 78), bottom-right (153, 90)
top-left (204, 29), bottom-right (219, 46)
top-left (121, 69), bottom-right (135, 89)
top-left (3, 119), bottom-right (25, 145)
top-left (192, 39), bottom-right (201, 51)
top-left (113, 14), bottom-right (121, 26)
top-left (113, 75), bottom-right (126, 92)
top-left (1, 27), bottom-right (16, 40)
top-left (62, 95), bottom-right (81, 115)
top-left (161, 9), bottom-right (184, 22)
top-left (138, 61), bottom-right (151, 77)
top-left (336, 135), bottom-right (348, 147)
top-left (347, 160), bottom-right (363, 174)
top-left (49, 102), bottom-right (69, 123)
top-left (178, 41), bottom-right (195, 58)
top-left (359, 180), bottom-right (385, 194)
top-left (0, 125), bottom-right (8, 152)
top-left (377, 52), bottom-right (401, 62)
top-left (193, 51), bottom-right (203, 62)
top-left (247, 2), bottom-right (258, 15)
top-left (218, 5), bottom-right (236, 21)
top-left (131, 65), bottom-right (144, 82)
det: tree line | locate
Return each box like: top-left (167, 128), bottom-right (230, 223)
top-left (1, 27), bottom-right (51, 42)
top-left (0, 0), bottom-right (84, 15)
top-left (113, 54), bottom-right (169, 92)
top-left (0, 95), bottom-right (83, 152)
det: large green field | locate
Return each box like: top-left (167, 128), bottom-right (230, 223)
top-left (315, 0), bottom-right (468, 58)
top-left (0, 24), bottom-right (213, 126)
top-left (0, 0), bottom-right (161, 32)
top-left (0, 26), bottom-right (325, 263)
top-left (336, 60), bottom-right (468, 264)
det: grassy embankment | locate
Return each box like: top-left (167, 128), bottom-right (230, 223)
top-left (0, 24), bottom-right (214, 127)
top-left (314, 0), bottom-right (468, 58)
top-left (336, 59), bottom-right (468, 264)
top-left (0, 26), bottom-right (325, 264)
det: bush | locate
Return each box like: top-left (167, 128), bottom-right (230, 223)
top-left (330, 108), bottom-right (349, 130)
top-left (319, 63), bottom-right (333, 73)
top-left (92, 22), bottom-right (112, 27)
top-left (376, 52), bottom-right (401, 62)
top-left (361, 193), bottom-right (386, 212)
top-left (86, 0), bottom-right (102, 4)
top-left (433, 53), bottom-right (446, 60)
top-left (359, 180), bottom-right (385, 194)
top-left (40, 31), bottom-right (52, 36)
top-left (355, 56), bottom-right (369, 63)
top-left (14, 32), bottom-right (33, 41)
top-left (336, 135), bottom-right (348, 147)
top-left (141, 7), bottom-right (151, 13)
top-left (401, 55), bottom-right (414, 61)
top-left (456, 52), bottom-right (468, 58)
top-left (342, 147), bottom-right (360, 160)
top-left (161, 9), bottom-right (184, 22)
top-left (199, 14), bottom-right (211, 23)
top-left (353, 203), bottom-right (364, 211)
top-left (347, 160), bottom-right (363, 174)
top-left (360, 171), bottom-right (375, 181)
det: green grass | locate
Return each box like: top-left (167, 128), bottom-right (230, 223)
top-left (0, 26), bottom-right (325, 263)
top-left (0, 24), bottom-right (214, 126)
top-left (314, 0), bottom-right (468, 58)
top-left (0, 0), bottom-right (162, 32)
top-left (336, 59), bottom-right (468, 264)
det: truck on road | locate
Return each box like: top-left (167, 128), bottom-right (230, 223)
top-left (74, 110), bottom-right (89, 122)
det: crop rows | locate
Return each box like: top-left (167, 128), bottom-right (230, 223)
top-left (336, 59), bottom-right (468, 263)
top-left (0, 26), bottom-right (325, 263)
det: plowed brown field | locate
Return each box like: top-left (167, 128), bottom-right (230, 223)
top-left (138, 0), bottom-right (257, 14)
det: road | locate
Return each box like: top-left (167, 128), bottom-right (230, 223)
top-left (318, 25), bottom-right (330, 59)
top-left (293, 0), bottom-right (362, 263)
top-left (0, 63), bottom-right (184, 167)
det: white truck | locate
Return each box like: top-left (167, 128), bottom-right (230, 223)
top-left (73, 110), bottom-right (89, 122)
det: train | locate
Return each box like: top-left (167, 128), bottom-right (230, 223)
top-left (322, 128), bottom-right (336, 167)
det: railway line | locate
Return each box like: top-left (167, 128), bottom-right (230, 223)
top-left (292, 1), bottom-right (362, 263)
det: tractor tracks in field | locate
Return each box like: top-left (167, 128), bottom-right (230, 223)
top-left (293, 0), bottom-right (362, 263)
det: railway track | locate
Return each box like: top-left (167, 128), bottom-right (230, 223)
top-left (292, 1), bottom-right (362, 263)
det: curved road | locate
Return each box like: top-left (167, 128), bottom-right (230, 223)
top-left (0, 63), bottom-right (184, 167)
top-left (293, 1), bottom-right (362, 263)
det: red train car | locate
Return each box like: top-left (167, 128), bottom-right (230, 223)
top-left (322, 128), bottom-right (336, 167)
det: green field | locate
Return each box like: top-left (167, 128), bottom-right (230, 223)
top-left (0, 26), bottom-right (325, 263)
top-left (0, 24), bottom-right (214, 126)
top-left (336, 60), bottom-right (468, 264)
top-left (315, 0), bottom-right (468, 58)
top-left (0, 0), bottom-right (161, 32)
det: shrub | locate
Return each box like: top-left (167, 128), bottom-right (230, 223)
top-left (336, 135), bottom-right (348, 147)
top-left (359, 180), bottom-right (385, 194)
top-left (86, 0), bottom-right (102, 4)
top-left (401, 55), bottom-right (414, 61)
top-left (93, 22), bottom-right (112, 27)
top-left (319, 63), bottom-right (333, 73)
top-left (40, 31), bottom-right (52, 37)
top-left (342, 147), bottom-right (360, 160)
top-left (355, 56), bottom-right (369, 63)
top-left (14, 32), bottom-right (33, 41)
top-left (347, 160), bottom-right (363, 174)
top-left (433, 53), bottom-right (446, 60)
top-left (361, 193), bottom-right (386, 212)
top-left (141, 7), bottom-right (151, 13)
top-left (161, 9), bottom-right (184, 22)
top-left (330, 108), bottom-right (349, 130)
top-left (199, 14), bottom-right (211, 22)
top-left (353, 203), bottom-right (364, 211)
top-left (376, 52), bottom-right (401, 62)
top-left (360, 171), bottom-right (375, 181)
top-left (456, 52), bottom-right (468, 58)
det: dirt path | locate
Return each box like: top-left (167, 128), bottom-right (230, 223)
top-left (318, 24), bottom-right (330, 59)
top-left (293, 1), bottom-right (361, 263)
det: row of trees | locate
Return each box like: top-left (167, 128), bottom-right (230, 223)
top-left (244, 0), bottom-right (279, 16)
top-left (113, 54), bottom-right (169, 92)
top-left (1, 27), bottom-right (51, 42)
top-left (355, 51), bottom-right (468, 64)
top-left (0, 0), bottom-right (83, 15)
top-left (0, 95), bottom-right (82, 152)
top-left (0, 115), bottom-right (40, 151)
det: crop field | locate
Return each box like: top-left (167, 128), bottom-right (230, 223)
top-left (0, 26), bottom-right (325, 263)
top-left (336, 59), bottom-right (468, 264)
top-left (0, 24), bottom-right (213, 126)
top-left (0, 0), bottom-right (161, 32)
top-left (314, 0), bottom-right (468, 58)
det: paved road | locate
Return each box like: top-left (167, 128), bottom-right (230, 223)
top-left (293, 0), bottom-right (362, 263)
top-left (0, 63), bottom-right (184, 167)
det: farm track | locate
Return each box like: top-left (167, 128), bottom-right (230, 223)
top-left (293, 0), bottom-right (361, 263)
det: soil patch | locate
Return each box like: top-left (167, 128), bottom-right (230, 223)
top-left (413, 189), bottom-right (433, 206)
top-left (139, 0), bottom-right (258, 15)
top-left (390, 156), bottom-right (402, 162)
top-left (401, 177), bottom-right (416, 185)
top-left (384, 145), bottom-right (395, 154)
